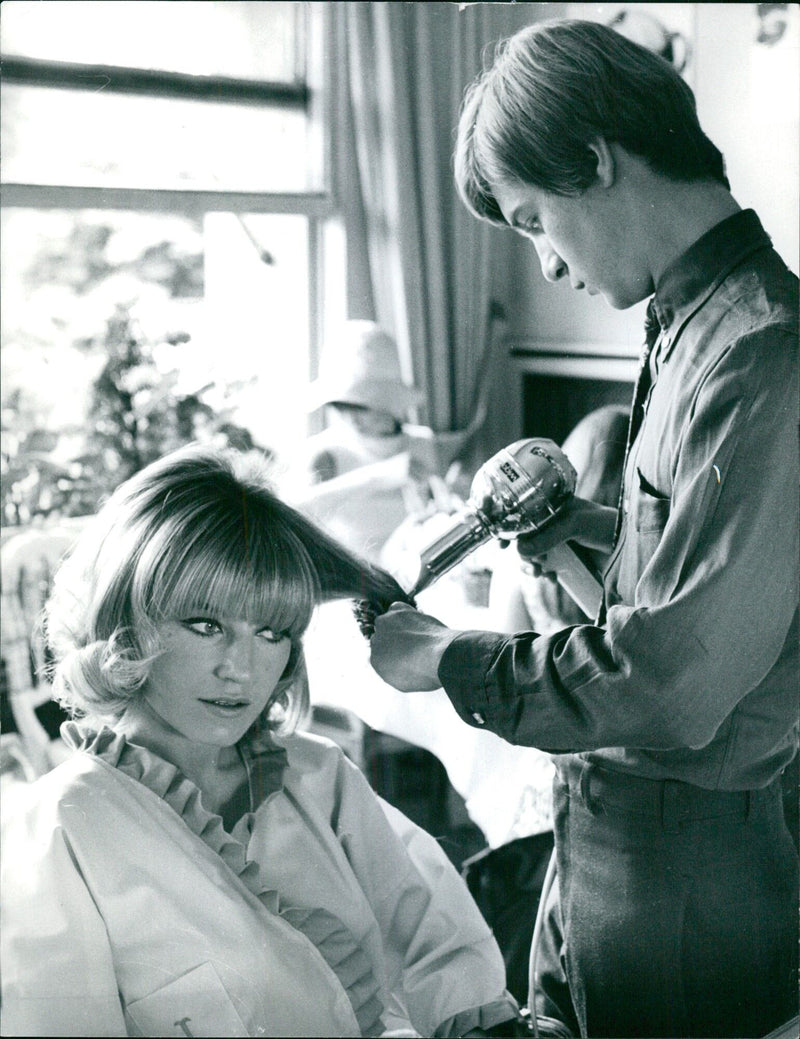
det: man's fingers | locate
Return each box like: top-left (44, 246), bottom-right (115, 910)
top-left (528, 558), bottom-right (559, 583)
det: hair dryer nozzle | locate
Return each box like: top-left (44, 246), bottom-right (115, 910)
top-left (409, 509), bottom-right (490, 597)
top-left (407, 437), bottom-right (602, 614)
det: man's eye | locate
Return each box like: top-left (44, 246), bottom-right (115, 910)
top-left (523, 218), bottom-right (542, 235)
top-left (183, 618), bottom-right (221, 637)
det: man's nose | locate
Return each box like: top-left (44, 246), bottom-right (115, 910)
top-left (535, 238), bottom-right (567, 283)
top-left (216, 636), bottom-right (252, 682)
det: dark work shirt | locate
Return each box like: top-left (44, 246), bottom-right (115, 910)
top-left (439, 210), bottom-right (799, 790)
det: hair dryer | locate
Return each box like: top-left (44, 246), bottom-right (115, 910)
top-left (409, 438), bottom-right (603, 618)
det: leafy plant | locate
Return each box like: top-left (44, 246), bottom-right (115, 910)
top-left (1, 212), bottom-right (267, 528)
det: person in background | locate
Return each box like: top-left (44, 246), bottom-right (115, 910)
top-left (302, 319), bottom-right (420, 485)
top-left (369, 19), bottom-right (799, 1039)
top-left (287, 320), bottom-right (425, 565)
top-left (1, 444), bottom-right (523, 1038)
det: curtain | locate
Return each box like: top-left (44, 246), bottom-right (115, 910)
top-left (332, 1), bottom-right (501, 442)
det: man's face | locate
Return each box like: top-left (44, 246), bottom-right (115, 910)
top-left (492, 178), bottom-right (652, 310)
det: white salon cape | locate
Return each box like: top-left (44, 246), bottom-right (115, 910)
top-left (1, 724), bottom-right (516, 1038)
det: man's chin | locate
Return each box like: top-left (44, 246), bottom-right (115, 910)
top-left (604, 288), bottom-right (651, 310)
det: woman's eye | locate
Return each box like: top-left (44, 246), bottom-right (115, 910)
top-left (523, 218), bottom-right (541, 235)
top-left (183, 618), bottom-right (222, 637)
top-left (257, 627), bottom-right (288, 644)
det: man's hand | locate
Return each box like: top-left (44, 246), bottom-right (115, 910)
top-left (369, 602), bottom-right (460, 691)
top-left (516, 496), bottom-right (618, 576)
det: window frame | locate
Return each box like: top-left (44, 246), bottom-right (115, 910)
top-left (0, 1), bottom-right (334, 375)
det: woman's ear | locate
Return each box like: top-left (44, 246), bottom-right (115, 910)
top-left (588, 137), bottom-right (615, 188)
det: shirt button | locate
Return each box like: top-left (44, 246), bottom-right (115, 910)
top-left (471, 711), bottom-right (486, 725)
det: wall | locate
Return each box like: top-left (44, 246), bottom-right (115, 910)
top-left (694, 3), bottom-right (799, 274)
top-left (478, 2), bottom-right (799, 455)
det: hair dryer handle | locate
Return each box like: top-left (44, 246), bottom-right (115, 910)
top-left (539, 541), bottom-right (603, 620)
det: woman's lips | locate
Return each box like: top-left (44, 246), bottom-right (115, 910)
top-left (199, 698), bottom-right (250, 714)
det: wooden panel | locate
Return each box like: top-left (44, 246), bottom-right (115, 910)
top-left (521, 372), bottom-right (633, 446)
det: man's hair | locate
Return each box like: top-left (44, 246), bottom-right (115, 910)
top-left (45, 443), bottom-right (408, 734)
top-left (455, 19), bottom-right (729, 224)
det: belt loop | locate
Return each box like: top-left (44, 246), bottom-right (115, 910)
top-left (579, 760), bottom-right (598, 815)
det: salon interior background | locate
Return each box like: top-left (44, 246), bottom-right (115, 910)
top-left (1, 1), bottom-right (798, 527)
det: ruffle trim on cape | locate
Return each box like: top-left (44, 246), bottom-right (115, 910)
top-left (63, 722), bottom-right (385, 1037)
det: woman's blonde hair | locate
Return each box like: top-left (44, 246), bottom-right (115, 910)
top-left (45, 444), bottom-right (410, 736)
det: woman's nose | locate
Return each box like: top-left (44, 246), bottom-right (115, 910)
top-left (536, 239), bottom-right (567, 283)
top-left (216, 637), bottom-right (252, 682)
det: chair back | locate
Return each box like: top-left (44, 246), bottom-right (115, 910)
top-left (1, 521), bottom-right (85, 776)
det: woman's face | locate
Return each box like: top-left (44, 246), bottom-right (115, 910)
top-left (141, 612), bottom-right (293, 749)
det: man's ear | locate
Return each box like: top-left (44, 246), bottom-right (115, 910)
top-left (588, 138), bottom-right (615, 188)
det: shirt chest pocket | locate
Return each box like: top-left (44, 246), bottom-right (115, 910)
top-left (613, 472), bottom-right (671, 604)
top-left (124, 961), bottom-right (249, 1037)
top-left (634, 486), bottom-right (671, 534)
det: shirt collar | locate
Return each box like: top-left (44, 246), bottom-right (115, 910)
top-left (650, 209), bottom-right (773, 334)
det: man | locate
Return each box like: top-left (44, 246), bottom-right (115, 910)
top-left (369, 20), bottom-right (798, 1039)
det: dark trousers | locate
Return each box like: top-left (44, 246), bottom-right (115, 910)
top-left (534, 759), bottom-right (799, 1038)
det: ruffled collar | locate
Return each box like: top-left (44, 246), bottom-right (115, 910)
top-left (61, 721), bottom-right (385, 1036)
top-left (62, 721), bottom-right (273, 902)
top-left (62, 720), bottom-right (289, 801)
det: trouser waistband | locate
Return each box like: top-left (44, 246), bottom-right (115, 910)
top-left (557, 758), bottom-right (779, 832)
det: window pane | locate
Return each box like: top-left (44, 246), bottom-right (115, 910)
top-left (1, 83), bottom-right (315, 192)
top-left (1, 208), bottom-right (309, 524)
top-left (0, 0), bottom-right (305, 82)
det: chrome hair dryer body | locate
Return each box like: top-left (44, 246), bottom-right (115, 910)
top-left (410, 438), bottom-right (604, 618)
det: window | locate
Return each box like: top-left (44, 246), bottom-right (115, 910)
top-left (1, 1), bottom-right (339, 525)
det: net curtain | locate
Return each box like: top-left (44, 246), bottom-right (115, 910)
top-left (331, 1), bottom-right (497, 438)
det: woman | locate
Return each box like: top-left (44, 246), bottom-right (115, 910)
top-left (1, 445), bottom-right (520, 1038)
